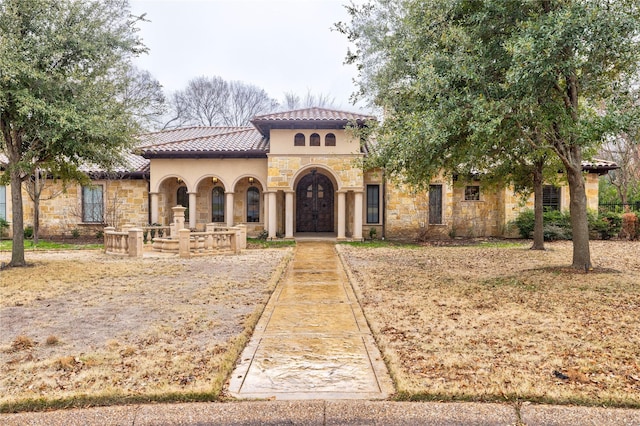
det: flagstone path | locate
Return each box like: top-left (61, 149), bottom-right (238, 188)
top-left (228, 241), bottom-right (393, 400)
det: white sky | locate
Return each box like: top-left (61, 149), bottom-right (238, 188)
top-left (129, 0), bottom-right (369, 112)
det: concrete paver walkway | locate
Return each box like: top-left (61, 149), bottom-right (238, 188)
top-left (228, 241), bottom-right (393, 400)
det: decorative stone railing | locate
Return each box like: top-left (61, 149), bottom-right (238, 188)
top-left (104, 227), bottom-right (144, 257)
top-left (152, 225), bottom-right (244, 258)
top-left (142, 226), bottom-right (171, 244)
top-left (104, 206), bottom-right (246, 258)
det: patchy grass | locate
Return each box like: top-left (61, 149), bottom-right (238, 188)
top-left (339, 240), bottom-right (640, 408)
top-left (0, 248), bottom-right (292, 413)
top-left (341, 240), bottom-right (421, 249)
top-left (0, 240), bottom-right (103, 251)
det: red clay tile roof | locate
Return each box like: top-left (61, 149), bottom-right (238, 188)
top-left (138, 127), bottom-right (268, 159)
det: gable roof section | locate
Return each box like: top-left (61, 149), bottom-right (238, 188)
top-left (138, 126), bottom-right (268, 159)
top-left (251, 107), bottom-right (376, 138)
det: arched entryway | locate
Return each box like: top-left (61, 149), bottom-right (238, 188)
top-left (296, 170), bottom-right (335, 232)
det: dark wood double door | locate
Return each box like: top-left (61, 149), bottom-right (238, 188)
top-left (296, 172), bottom-right (334, 232)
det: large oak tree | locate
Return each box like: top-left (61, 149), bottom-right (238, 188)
top-left (0, 0), bottom-right (147, 266)
top-left (338, 0), bottom-right (640, 268)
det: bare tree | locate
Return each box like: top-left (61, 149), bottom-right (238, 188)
top-left (224, 81), bottom-right (279, 126)
top-left (121, 66), bottom-right (166, 131)
top-left (600, 133), bottom-right (640, 206)
top-left (24, 169), bottom-right (65, 244)
top-left (164, 76), bottom-right (277, 128)
top-left (281, 89), bottom-right (337, 110)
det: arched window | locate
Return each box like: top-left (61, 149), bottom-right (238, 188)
top-left (177, 186), bottom-right (188, 208)
top-left (310, 133), bottom-right (320, 146)
top-left (212, 187), bottom-right (225, 222)
top-left (294, 133), bottom-right (305, 146)
top-left (247, 187), bottom-right (260, 222)
top-left (325, 133), bottom-right (336, 146)
top-left (177, 186), bottom-right (189, 220)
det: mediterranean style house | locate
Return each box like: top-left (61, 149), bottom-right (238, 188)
top-left (0, 107), bottom-right (616, 241)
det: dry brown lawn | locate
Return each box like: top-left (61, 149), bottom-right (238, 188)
top-left (338, 240), bottom-right (640, 407)
top-left (0, 248), bottom-right (291, 411)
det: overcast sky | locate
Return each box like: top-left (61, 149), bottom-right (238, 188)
top-left (129, 0), bottom-right (369, 112)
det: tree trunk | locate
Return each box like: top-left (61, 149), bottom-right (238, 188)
top-left (531, 160), bottom-right (545, 250)
top-left (10, 168), bottom-right (26, 267)
top-left (33, 192), bottom-right (40, 245)
top-left (566, 163), bottom-right (592, 270)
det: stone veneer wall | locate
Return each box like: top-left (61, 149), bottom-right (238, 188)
top-left (18, 178), bottom-right (148, 237)
top-left (451, 181), bottom-right (503, 237)
top-left (268, 155), bottom-right (363, 189)
top-left (384, 177), bottom-right (454, 240)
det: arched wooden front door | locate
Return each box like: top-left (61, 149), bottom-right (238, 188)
top-left (296, 171), bottom-right (334, 232)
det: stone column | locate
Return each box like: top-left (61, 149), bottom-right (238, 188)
top-left (188, 192), bottom-right (197, 228)
top-left (225, 192), bottom-right (235, 227)
top-left (268, 191), bottom-right (277, 239)
top-left (172, 205), bottom-right (186, 233)
top-left (285, 190), bottom-right (294, 239)
top-left (150, 192), bottom-right (159, 224)
top-left (354, 190), bottom-right (364, 241)
top-left (337, 191), bottom-right (346, 241)
top-left (128, 228), bottom-right (144, 258)
top-left (178, 228), bottom-right (191, 258)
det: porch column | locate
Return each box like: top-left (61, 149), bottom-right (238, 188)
top-left (150, 192), bottom-right (159, 225)
top-left (337, 191), bottom-right (346, 241)
top-left (353, 190), bottom-right (364, 241)
top-left (268, 191), bottom-right (277, 239)
top-left (225, 192), bottom-right (234, 227)
top-left (285, 190), bottom-right (294, 239)
top-left (188, 192), bottom-right (197, 228)
top-left (263, 191), bottom-right (269, 228)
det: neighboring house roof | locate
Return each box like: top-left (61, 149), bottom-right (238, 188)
top-left (581, 158), bottom-right (619, 174)
top-left (251, 107), bottom-right (375, 138)
top-left (137, 126), bottom-right (268, 159)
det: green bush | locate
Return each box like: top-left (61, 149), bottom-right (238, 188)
top-left (513, 209), bottom-right (623, 241)
top-left (0, 217), bottom-right (8, 238)
top-left (23, 226), bottom-right (33, 239)
top-left (589, 211), bottom-right (622, 240)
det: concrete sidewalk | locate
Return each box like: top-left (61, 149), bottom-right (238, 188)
top-left (228, 241), bottom-right (393, 400)
top-left (4, 400), bottom-right (640, 425)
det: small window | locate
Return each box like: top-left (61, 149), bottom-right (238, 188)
top-left (247, 187), bottom-right (260, 222)
top-left (429, 184), bottom-right (443, 225)
top-left (464, 185), bottom-right (480, 201)
top-left (310, 133), bottom-right (320, 146)
top-left (543, 185), bottom-right (561, 211)
top-left (294, 133), bottom-right (305, 146)
top-left (0, 185), bottom-right (5, 220)
top-left (212, 187), bottom-right (225, 222)
top-left (367, 185), bottom-right (380, 224)
top-left (325, 133), bottom-right (336, 146)
top-left (82, 185), bottom-right (103, 223)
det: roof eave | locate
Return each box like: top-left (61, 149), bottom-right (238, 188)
top-left (141, 150), bottom-right (268, 159)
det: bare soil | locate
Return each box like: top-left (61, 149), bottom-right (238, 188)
top-left (338, 240), bottom-right (640, 406)
top-left (0, 248), bottom-right (290, 407)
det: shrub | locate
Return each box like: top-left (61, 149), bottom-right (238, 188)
top-left (513, 209), bottom-right (535, 238)
top-left (71, 228), bottom-right (81, 238)
top-left (589, 211), bottom-right (622, 240)
top-left (621, 212), bottom-right (640, 240)
top-left (256, 230), bottom-right (268, 240)
top-left (23, 226), bottom-right (33, 239)
top-left (543, 224), bottom-right (570, 241)
top-left (0, 217), bottom-right (8, 238)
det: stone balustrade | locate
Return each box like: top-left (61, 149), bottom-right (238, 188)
top-left (104, 227), bottom-right (143, 257)
top-left (104, 206), bottom-right (246, 258)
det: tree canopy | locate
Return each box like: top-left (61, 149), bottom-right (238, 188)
top-left (0, 0), bottom-right (149, 266)
top-left (338, 0), bottom-right (640, 268)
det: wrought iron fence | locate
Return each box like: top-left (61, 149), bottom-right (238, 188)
top-left (598, 201), bottom-right (640, 213)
